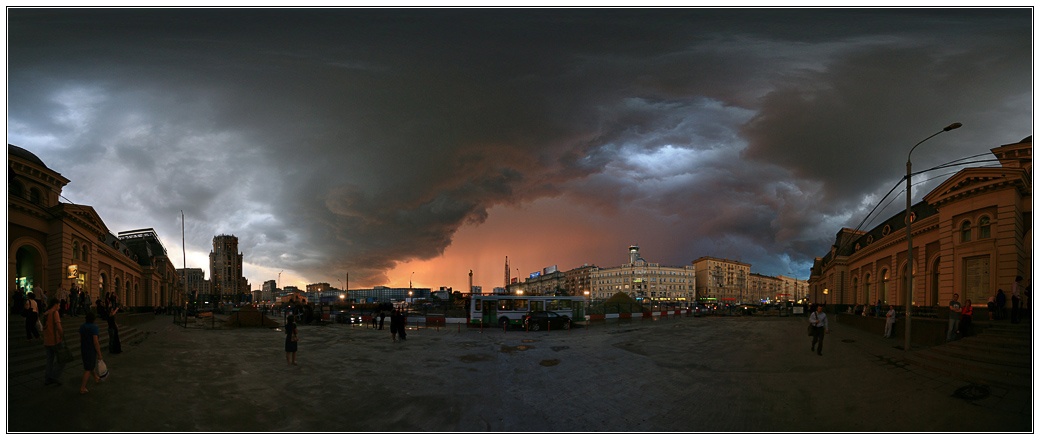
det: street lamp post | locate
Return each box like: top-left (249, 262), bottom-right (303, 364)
top-left (904, 122), bottom-right (962, 351)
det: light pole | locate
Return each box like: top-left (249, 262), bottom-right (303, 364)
top-left (905, 122), bottom-right (962, 351)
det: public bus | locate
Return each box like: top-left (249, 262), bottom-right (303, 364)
top-left (469, 295), bottom-right (587, 327)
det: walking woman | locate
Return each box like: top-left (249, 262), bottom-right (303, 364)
top-left (79, 311), bottom-right (102, 394)
top-left (285, 315), bottom-right (298, 366)
top-left (42, 298), bottom-right (65, 386)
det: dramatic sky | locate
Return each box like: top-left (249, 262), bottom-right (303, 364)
top-left (6, 8), bottom-right (1032, 291)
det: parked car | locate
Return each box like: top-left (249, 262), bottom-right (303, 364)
top-left (739, 304), bottom-right (758, 315)
top-left (523, 311), bottom-right (571, 331)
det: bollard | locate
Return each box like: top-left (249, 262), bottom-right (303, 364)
top-left (503, 321), bottom-right (507, 333)
top-left (547, 321), bottom-right (551, 333)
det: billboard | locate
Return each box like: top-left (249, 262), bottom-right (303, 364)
top-left (544, 265), bottom-right (558, 275)
top-left (530, 271), bottom-right (541, 279)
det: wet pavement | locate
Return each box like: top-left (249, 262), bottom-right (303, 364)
top-left (6, 314), bottom-right (1034, 432)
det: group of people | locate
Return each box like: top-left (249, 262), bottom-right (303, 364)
top-left (21, 285), bottom-right (123, 394)
top-left (283, 306), bottom-right (413, 365)
top-left (949, 275), bottom-right (1028, 341)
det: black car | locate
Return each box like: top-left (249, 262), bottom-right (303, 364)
top-left (523, 311), bottom-right (571, 331)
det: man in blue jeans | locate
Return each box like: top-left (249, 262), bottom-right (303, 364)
top-left (947, 293), bottom-right (962, 341)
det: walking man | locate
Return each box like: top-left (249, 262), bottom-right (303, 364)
top-left (809, 305), bottom-right (829, 356)
top-left (947, 293), bottom-right (962, 341)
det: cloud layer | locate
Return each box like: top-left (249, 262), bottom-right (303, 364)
top-left (7, 9), bottom-right (1032, 289)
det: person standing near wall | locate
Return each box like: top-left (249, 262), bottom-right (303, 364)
top-left (1011, 276), bottom-right (1023, 323)
top-left (947, 294), bottom-right (962, 341)
top-left (24, 292), bottom-right (40, 342)
top-left (884, 305), bottom-right (897, 338)
top-left (960, 299), bottom-right (974, 337)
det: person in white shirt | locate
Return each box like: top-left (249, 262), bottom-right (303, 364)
top-left (809, 305), bottom-right (829, 356)
top-left (884, 305), bottom-right (897, 338)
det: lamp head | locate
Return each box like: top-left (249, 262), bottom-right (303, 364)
top-left (943, 122), bottom-right (963, 131)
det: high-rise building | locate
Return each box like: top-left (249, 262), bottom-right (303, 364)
top-left (176, 268), bottom-right (211, 304)
top-left (209, 234), bottom-right (248, 303)
top-left (693, 256), bottom-right (751, 304)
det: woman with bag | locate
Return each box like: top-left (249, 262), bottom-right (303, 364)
top-left (42, 298), bottom-right (66, 386)
top-left (79, 311), bottom-right (103, 394)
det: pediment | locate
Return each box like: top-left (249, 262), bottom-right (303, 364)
top-left (60, 203), bottom-right (109, 235)
top-left (923, 167), bottom-right (1027, 206)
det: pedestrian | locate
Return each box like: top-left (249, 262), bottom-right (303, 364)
top-left (884, 305), bottom-right (896, 338)
top-left (874, 299), bottom-right (882, 317)
top-left (947, 293), bottom-right (962, 341)
top-left (379, 310), bottom-right (386, 330)
top-left (59, 298), bottom-right (67, 318)
top-left (1011, 275), bottom-right (1023, 323)
top-left (42, 298), bottom-right (65, 386)
top-left (104, 302), bottom-right (122, 354)
top-left (24, 292), bottom-right (41, 342)
top-left (960, 299), bottom-right (974, 337)
top-left (12, 287), bottom-right (24, 316)
top-left (390, 308), bottom-right (399, 342)
top-left (398, 308), bottom-right (407, 341)
top-left (996, 288), bottom-right (1007, 320)
top-left (78, 311), bottom-right (102, 394)
top-left (987, 294), bottom-right (996, 320)
top-left (285, 315), bottom-right (298, 366)
top-left (809, 305), bottom-right (829, 356)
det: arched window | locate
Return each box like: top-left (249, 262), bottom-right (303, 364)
top-left (880, 269), bottom-right (889, 304)
top-left (9, 180), bottom-right (24, 198)
top-left (961, 220), bottom-right (972, 242)
top-left (979, 216), bottom-right (991, 239)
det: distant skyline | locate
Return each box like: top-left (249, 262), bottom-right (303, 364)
top-left (6, 8), bottom-right (1032, 291)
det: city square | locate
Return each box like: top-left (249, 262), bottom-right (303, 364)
top-left (7, 314), bottom-right (1031, 432)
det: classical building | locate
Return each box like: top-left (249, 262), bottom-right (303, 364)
top-left (693, 256), bottom-right (751, 304)
top-left (8, 144), bottom-right (179, 308)
top-left (588, 246), bottom-right (696, 302)
top-left (809, 137), bottom-right (1032, 309)
top-left (209, 234), bottom-right (250, 303)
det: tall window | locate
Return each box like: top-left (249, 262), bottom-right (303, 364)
top-left (73, 240), bottom-right (81, 260)
top-left (979, 216), bottom-right (991, 239)
top-left (961, 220), bottom-right (972, 242)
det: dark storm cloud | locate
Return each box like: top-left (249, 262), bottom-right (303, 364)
top-left (7, 8), bottom-right (1031, 285)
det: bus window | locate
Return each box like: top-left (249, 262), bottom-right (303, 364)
top-left (473, 299), bottom-right (482, 311)
top-left (547, 300), bottom-right (571, 311)
top-left (530, 301), bottom-right (544, 312)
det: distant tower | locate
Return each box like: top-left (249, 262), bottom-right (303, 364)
top-left (210, 234), bottom-right (246, 303)
top-left (469, 270), bottom-right (474, 294)
top-left (629, 245), bottom-right (641, 264)
top-left (504, 256), bottom-right (510, 288)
